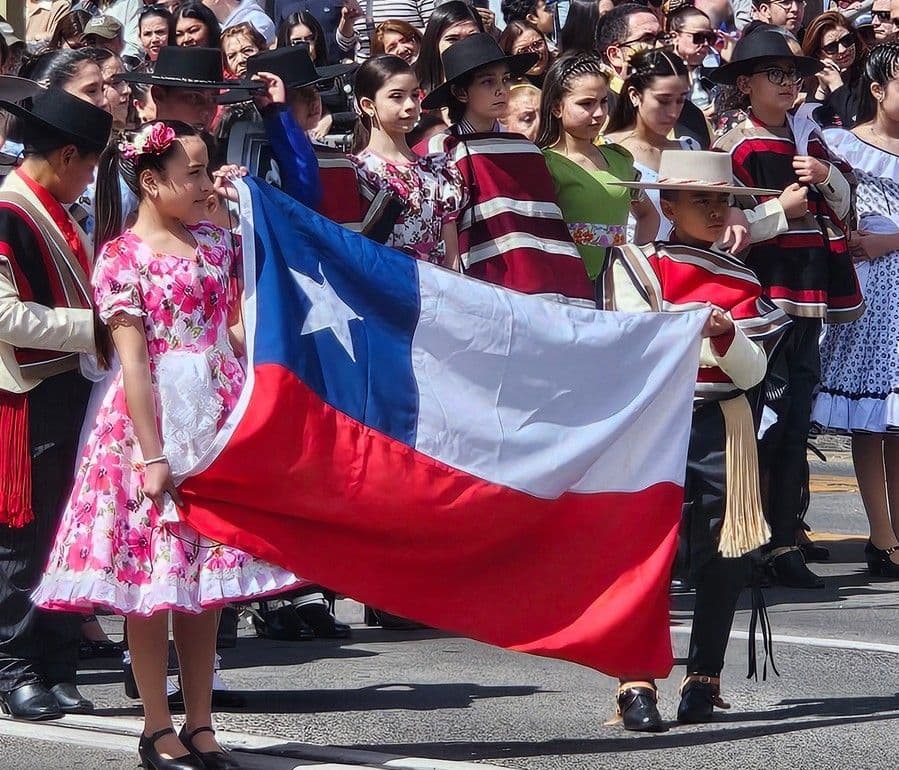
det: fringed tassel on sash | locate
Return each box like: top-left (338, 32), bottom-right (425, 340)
top-left (0, 390), bottom-right (32, 528)
top-left (718, 394), bottom-right (770, 558)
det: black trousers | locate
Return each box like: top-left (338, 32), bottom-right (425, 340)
top-left (757, 317), bottom-right (821, 548)
top-left (680, 402), bottom-right (750, 677)
top-left (0, 371), bottom-right (91, 692)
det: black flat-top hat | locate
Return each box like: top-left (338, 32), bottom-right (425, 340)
top-left (421, 33), bottom-right (539, 110)
top-left (119, 46), bottom-right (259, 90)
top-left (0, 88), bottom-right (112, 153)
top-left (710, 29), bottom-right (822, 84)
top-left (217, 45), bottom-right (357, 105)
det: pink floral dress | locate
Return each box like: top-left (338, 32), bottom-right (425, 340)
top-left (351, 150), bottom-right (466, 264)
top-left (33, 225), bottom-right (301, 616)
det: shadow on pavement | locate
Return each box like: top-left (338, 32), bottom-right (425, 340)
top-left (344, 696), bottom-right (899, 760)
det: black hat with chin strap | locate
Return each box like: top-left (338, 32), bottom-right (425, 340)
top-left (709, 29), bottom-right (822, 84)
top-left (119, 46), bottom-right (260, 91)
top-left (421, 33), bottom-right (539, 111)
top-left (0, 88), bottom-right (112, 153)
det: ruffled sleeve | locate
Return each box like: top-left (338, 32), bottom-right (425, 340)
top-left (427, 152), bottom-right (468, 225)
top-left (92, 234), bottom-right (145, 323)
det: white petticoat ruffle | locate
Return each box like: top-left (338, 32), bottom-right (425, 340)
top-left (812, 391), bottom-right (899, 435)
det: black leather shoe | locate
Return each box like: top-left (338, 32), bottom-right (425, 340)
top-left (179, 725), bottom-right (241, 770)
top-left (616, 682), bottom-right (665, 732)
top-left (294, 602), bottom-right (352, 639)
top-left (0, 683), bottom-right (63, 721)
top-left (865, 540), bottom-right (899, 578)
top-left (49, 683), bottom-right (94, 714)
top-left (677, 675), bottom-right (729, 724)
top-left (79, 638), bottom-right (127, 659)
top-left (767, 548), bottom-right (824, 589)
top-left (252, 604), bottom-right (315, 641)
top-left (138, 727), bottom-right (205, 770)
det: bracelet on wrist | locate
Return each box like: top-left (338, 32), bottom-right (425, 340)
top-left (143, 455), bottom-right (169, 466)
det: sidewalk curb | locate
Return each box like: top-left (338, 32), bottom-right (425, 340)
top-left (0, 713), bottom-right (517, 770)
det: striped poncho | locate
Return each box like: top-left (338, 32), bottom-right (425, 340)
top-left (416, 127), bottom-right (594, 301)
top-left (714, 113), bottom-right (864, 324)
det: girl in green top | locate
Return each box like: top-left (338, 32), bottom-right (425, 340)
top-left (537, 53), bottom-right (659, 281)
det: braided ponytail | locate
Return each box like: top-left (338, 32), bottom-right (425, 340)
top-left (536, 52), bottom-right (609, 148)
top-left (857, 42), bottom-right (899, 125)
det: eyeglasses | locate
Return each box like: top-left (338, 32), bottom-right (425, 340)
top-left (767, 0), bottom-right (805, 8)
top-left (290, 34), bottom-right (316, 46)
top-left (680, 30), bottom-right (718, 46)
top-left (871, 9), bottom-right (892, 21)
top-left (819, 32), bottom-right (855, 55)
top-left (753, 66), bottom-right (803, 85)
top-left (514, 38), bottom-right (547, 54)
top-left (620, 32), bottom-right (669, 49)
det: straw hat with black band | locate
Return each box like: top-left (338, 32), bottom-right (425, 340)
top-left (421, 33), bottom-right (539, 111)
top-left (218, 45), bottom-right (357, 105)
top-left (708, 28), bottom-right (822, 85)
top-left (118, 46), bottom-right (260, 92)
top-left (0, 88), bottom-right (112, 153)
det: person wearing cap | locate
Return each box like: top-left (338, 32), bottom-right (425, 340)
top-left (0, 87), bottom-right (112, 721)
top-left (416, 33), bottom-right (593, 300)
top-left (602, 149), bottom-right (791, 730)
top-left (82, 14), bottom-right (126, 56)
top-left (713, 29), bottom-right (864, 589)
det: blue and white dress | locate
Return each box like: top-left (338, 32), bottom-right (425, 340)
top-left (812, 129), bottom-right (899, 433)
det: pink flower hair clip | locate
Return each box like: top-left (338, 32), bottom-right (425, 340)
top-left (120, 122), bottom-right (177, 161)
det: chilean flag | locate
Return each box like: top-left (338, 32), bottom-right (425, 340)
top-left (179, 179), bottom-right (707, 677)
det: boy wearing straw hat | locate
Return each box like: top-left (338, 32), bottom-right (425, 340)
top-left (601, 149), bottom-right (791, 731)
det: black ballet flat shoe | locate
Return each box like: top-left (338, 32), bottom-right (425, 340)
top-left (179, 725), bottom-right (242, 770)
top-left (677, 675), bottom-right (730, 724)
top-left (615, 681), bottom-right (665, 732)
top-left (767, 547), bottom-right (824, 589)
top-left (865, 540), bottom-right (899, 578)
top-left (294, 602), bottom-right (352, 639)
top-left (167, 686), bottom-right (247, 710)
top-left (0, 683), bottom-right (63, 721)
top-left (49, 683), bottom-right (94, 714)
top-left (79, 638), bottom-right (127, 659)
top-left (138, 727), bottom-right (205, 770)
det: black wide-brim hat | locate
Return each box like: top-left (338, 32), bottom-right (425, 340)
top-left (0, 88), bottom-right (112, 153)
top-left (422, 33), bottom-right (539, 111)
top-left (119, 46), bottom-right (260, 91)
top-left (0, 75), bottom-right (44, 103)
top-left (217, 45), bottom-right (357, 105)
top-left (710, 29), bottom-right (822, 85)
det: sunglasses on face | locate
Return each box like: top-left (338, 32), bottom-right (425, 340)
top-left (768, 0), bottom-right (805, 9)
top-left (621, 32), bottom-right (669, 48)
top-left (871, 9), bottom-right (892, 21)
top-left (753, 67), bottom-right (802, 85)
top-left (820, 32), bottom-right (855, 55)
top-left (681, 30), bottom-right (717, 45)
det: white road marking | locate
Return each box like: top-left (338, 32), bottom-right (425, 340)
top-left (671, 625), bottom-right (899, 655)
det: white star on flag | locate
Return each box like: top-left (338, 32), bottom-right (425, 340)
top-left (289, 264), bottom-right (363, 361)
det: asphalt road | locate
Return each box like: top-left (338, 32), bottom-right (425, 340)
top-left (3, 448), bottom-right (898, 770)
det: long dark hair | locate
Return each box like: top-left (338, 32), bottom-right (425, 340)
top-left (559, 0), bottom-right (600, 54)
top-left (94, 120), bottom-right (198, 255)
top-left (536, 52), bottom-right (608, 147)
top-left (276, 10), bottom-right (327, 65)
top-left (605, 47), bottom-right (688, 134)
top-left (351, 55), bottom-right (415, 153)
top-left (174, 1), bottom-right (222, 49)
top-left (415, 1), bottom-right (484, 93)
top-left (857, 42), bottom-right (899, 124)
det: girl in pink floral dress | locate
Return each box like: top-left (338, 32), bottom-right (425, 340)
top-left (33, 121), bottom-right (298, 770)
top-left (350, 55), bottom-right (466, 268)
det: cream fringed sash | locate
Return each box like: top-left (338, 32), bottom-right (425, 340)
top-left (718, 394), bottom-right (770, 558)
